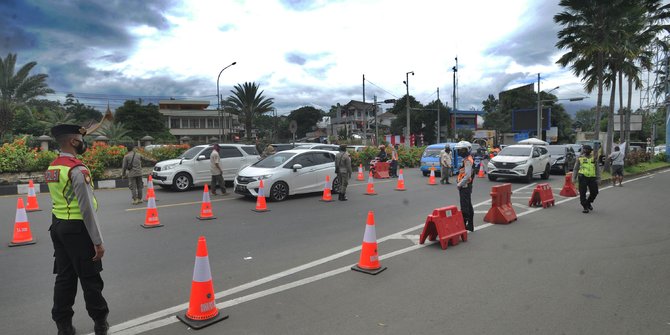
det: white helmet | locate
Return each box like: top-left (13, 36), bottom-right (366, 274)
top-left (454, 141), bottom-right (472, 152)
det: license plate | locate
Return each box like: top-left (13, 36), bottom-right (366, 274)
top-left (236, 185), bottom-right (247, 191)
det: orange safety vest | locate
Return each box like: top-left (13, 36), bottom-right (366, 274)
top-left (457, 155), bottom-right (475, 184)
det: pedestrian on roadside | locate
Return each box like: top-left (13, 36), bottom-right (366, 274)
top-left (440, 145), bottom-right (452, 184)
top-left (261, 144), bottom-right (275, 159)
top-left (573, 144), bottom-right (600, 213)
top-left (390, 144), bottom-right (399, 177)
top-left (335, 144), bottom-right (352, 201)
top-left (456, 141), bottom-right (475, 232)
top-left (609, 145), bottom-right (625, 187)
top-left (46, 124), bottom-right (109, 335)
top-left (121, 143), bottom-right (155, 205)
top-left (377, 144), bottom-right (388, 162)
top-left (209, 144), bottom-right (226, 195)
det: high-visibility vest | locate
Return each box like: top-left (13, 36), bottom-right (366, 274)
top-left (457, 155), bottom-right (475, 184)
top-left (578, 156), bottom-right (596, 177)
top-left (45, 156), bottom-right (98, 220)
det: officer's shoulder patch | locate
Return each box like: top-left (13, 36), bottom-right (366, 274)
top-left (80, 168), bottom-right (91, 184)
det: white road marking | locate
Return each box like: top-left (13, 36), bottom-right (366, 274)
top-left (101, 180), bottom-right (634, 334)
top-left (474, 210), bottom-right (489, 214)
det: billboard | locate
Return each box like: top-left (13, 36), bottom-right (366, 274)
top-left (454, 115), bottom-right (477, 130)
top-left (512, 108), bottom-right (551, 132)
top-left (499, 83), bottom-right (535, 109)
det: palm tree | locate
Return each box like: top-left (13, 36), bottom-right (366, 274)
top-left (93, 121), bottom-right (132, 145)
top-left (40, 108), bottom-right (76, 132)
top-left (0, 53), bottom-right (54, 139)
top-left (222, 82), bottom-right (274, 141)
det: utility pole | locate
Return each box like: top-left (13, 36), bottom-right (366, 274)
top-left (452, 57), bottom-right (458, 140)
top-left (405, 71), bottom-right (414, 148)
top-left (437, 87), bottom-right (440, 143)
top-left (363, 74), bottom-right (367, 145)
top-left (374, 95), bottom-right (379, 145)
top-left (537, 73), bottom-right (542, 140)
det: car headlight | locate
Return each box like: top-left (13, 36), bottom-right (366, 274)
top-left (516, 160), bottom-right (528, 165)
top-left (256, 174), bottom-right (273, 180)
top-left (162, 163), bottom-right (178, 171)
top-left (555, 156), bottom-right (565, 161)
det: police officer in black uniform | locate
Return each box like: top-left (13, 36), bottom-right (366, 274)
top-left (47, 125), bottom-right (109, 335)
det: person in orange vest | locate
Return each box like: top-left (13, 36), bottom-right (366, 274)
top-left (47, 124), bottom-right (109, 335)
top-left (455, 141), bottom-right (476, 232)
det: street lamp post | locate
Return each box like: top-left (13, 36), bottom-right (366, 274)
top-left (217, 61), bottom-right (237, 142)
top-left (404, 71), bottom-right (414, 147)
top-left (536, 73), bottom-right (558, 141)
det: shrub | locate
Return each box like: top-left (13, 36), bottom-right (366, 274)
top-left (348, 145), bottom-right (425, 168)
top-left (0, 137), bottom-right (33, 173)
top-left (80, 142), bottom-right (128, 179)
top-left (624, 150), bottom-right (651, 167)
top-left (652, 152), bottom-right (666, 162)
top-left (139, 144), bottom-right (190, 162)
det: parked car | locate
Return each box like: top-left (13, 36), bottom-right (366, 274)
top-left (152, 144), bottom-right (260, 191)
top-left (548, 145), bottom-right (576, 174)
top-left (270, 143), bottom-right (312, 152)
top-left (347, 145), bottom-right (366, 153)
top-left (568, 144), bottom-right (582, 158)
top-left (654, 145), bottom-right (666, 155)
top-left (234, 149), bottom-right (340, 201)
top-left (487, 144), bottom-right (551, 182)
top-left (420, 143), bottom-right (458, 176)
top-left (294, 143), bottom-right (340, 151)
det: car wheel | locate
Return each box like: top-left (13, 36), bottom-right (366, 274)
top-left (269, 181), bottom-right (289, 202)
top-left (172, 173), bottom-right (192, 192)
top-left (488, 175), bottom-right (497, 181)
top-left (331, 176), bottom-right (341, 194)
top-left (541, 164), bottom-right (550, 180)
top-left (525, 167), bottom-right (533, 183)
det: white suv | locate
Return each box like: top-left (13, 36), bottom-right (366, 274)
top-left (152, 144), bottom-right (260, 191)
top-left (487, 144), bottom-right (551, 182)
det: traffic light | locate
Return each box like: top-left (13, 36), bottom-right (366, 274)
top-left (383, 99), bottom-right (396, 104)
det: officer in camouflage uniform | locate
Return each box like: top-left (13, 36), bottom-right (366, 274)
top-left (47, 124), bottom-right (109, 335)
top-left (335, 144), bottom-right (352, 201)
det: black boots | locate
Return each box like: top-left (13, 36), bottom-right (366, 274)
top-left (57, 322), bottom-right (76, 335)
top-left (94, 319), bottom-right (109, 335)
top-left (338, 193), bottom-right (348, 201)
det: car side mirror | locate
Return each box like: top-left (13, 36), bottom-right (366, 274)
top-left (292, 164), bottom-right (303, 171)
top-left (197, 155), bottom-right (206, 161)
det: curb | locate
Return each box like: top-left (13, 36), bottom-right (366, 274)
top-left (0, 177), bottom-right (145, 196)
top-left (597, 165), bottom-right (670, 186)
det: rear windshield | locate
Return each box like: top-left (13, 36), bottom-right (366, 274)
top-left (241, 146), bottom-right (259, 155)
top-left (423, 149), bottom-right (442, 158)
top-left (252, 152), bottom-right (294, 168)
top-left (499, 147), bottom-right (531, 157)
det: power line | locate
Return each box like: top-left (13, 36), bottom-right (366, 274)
top-left (363, 79), bottom-right (399, 99)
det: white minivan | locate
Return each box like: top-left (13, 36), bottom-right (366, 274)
top-left (152, 144), bottom-right (260, 191)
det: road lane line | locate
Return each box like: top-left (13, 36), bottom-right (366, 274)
top-left (99, 182), bottom-right (555, 334)
top-left (124, 197), bottom-right (237, 212)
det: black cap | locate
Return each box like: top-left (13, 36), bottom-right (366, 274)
top-left (51, 124), bottom-right (87, 138)
top-left (582, 144), bottom-right (593, 151)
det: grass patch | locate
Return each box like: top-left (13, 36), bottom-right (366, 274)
top-left (600, 161), bottom-right (670, 180)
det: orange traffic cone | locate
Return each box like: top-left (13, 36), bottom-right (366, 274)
top-left (144, 175), bottom-right (158, 202)
top-left (365, 172), bottom-right (377, 195)
top-left (356, 164), bottom-right (364, 181)
top-left (428, 167), bottom-right (437, 185)
top-left (395, 169), bottom-right (406, 191)
top-left (477, 161), bottom-right (486, 178)
top-left (177, 236), bottom-right (228, 329)
top-left (9, 198), bottom-right (36, 247)
top-left (252, 180), bottom-right (269, 212)
top-left (142, 191), bottom-right (163, 228)
top-left (25, 180), bottom-right (41, 212)
top-left (351, 211), bottom-right (387, 275)
top-left (320, 175), bottom-right (333, 202)
top-left (197, 184), bottom-right (217, 220)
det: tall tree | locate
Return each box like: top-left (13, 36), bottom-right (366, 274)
top-left (389, 94), bottom-right (424, 136)
top-left (222, 82), bottom-right (274, 141)
top-left (92, 121), bottom-right (132, 145)
top-left (0, 53), bottom-right (54, 139)
top-left (115, 100), bottom-right (172, 141)
top-left (287, 106), bottom-right (324, 138)
top-left (63, 94), bottom-right (102, 123)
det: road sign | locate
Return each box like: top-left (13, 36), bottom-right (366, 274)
top-left (289, 120), bottom-right (297, 134)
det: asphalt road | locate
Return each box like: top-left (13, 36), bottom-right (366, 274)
top-left (1, 168), bottom-right (668, 335)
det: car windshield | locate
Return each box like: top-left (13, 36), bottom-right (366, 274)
top-left (423, 149), bottom-right (442, 158)
top-left (548, 146), bottom-right (565, 155)
top-left (252, 152), bottom-right (294, 168)
top-left (178, 147), bottom-right (203, 160)
top-left (499, 147), bottom-right (531, 157)
top-left (294, 145), bottom-right (313, 149)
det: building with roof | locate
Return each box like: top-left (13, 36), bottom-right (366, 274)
top-left (158, 100), bottom-right (241, 144)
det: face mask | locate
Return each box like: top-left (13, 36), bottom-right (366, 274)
top-left (74, 140), bottom-right (87, 155)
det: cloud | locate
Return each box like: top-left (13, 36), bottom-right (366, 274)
top-left (279, 0), bottom-right (336, 11)
top-left (218, 24), bottom-right (236, 32)
top-left (484, 1), bottom-right (562, 67)
top-left (284, 51), bottom-right (330, 66)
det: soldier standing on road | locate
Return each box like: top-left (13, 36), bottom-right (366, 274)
top-left (210, 144), bottom-right (227, 195)
top-left (389, 144), bottom-right (399, 178)
top-left (46, 124), bottom-right (109, 335)
top-left (609, 145), bottom-right (625, 187)
top-left (573, 144), bottom-right (600, 213)
top-left (440, 145), bottom-right (452, 184)
top-left (121, 143), bottom-right (155, 205)
top-left (335, 144), bottom-right (352, 201)
top-left (456, 141), bottom-right (475, 232)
